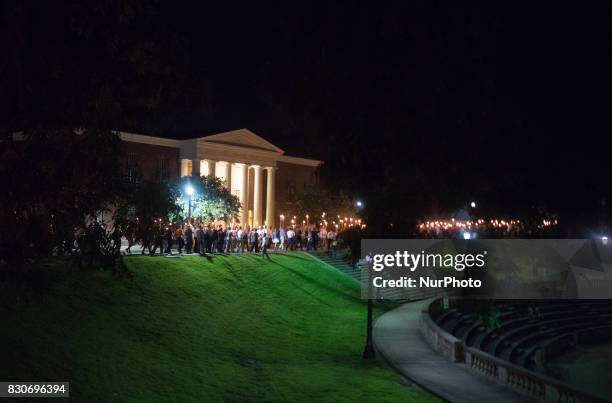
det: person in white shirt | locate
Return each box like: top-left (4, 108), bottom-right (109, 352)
top-left (279, 227), bottom-right (286, 251)
top-left (236, 228), bottom-right (243, 252)
top-left (287, 228), bottom-right (295, 250)
top-left (319, 227), bottom-right (327, 249)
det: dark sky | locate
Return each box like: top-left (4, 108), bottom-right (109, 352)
top-left (3, 1), bottom-right (612, 229)
top-left (149, 2), bottom-right (612, 157)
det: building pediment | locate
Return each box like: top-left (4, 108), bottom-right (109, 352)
top-left (119, 128), bottom-right (321, 167)
top-left (199, 128), bottom-right (284, 154)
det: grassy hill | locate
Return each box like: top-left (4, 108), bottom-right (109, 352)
top-left (0, 253), bottom-right (437, 402)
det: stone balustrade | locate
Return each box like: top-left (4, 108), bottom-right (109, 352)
top-left (421, 298), bottom-right (608, 403)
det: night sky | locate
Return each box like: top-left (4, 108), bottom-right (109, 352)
top-left (3, 2), bottom-right (612, 234)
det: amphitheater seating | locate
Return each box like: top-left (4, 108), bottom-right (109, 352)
top-left (432, 300), bottom-right (612, 373)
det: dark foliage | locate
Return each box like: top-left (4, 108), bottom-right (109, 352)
top-left (0, 129), bottom-right (123, 268)
top-left (337, 227), bottom-right (363, 265)
top-left (114, 179), bottom-right (179, 247)
top-left (295, 184), bottom-right (355, 223)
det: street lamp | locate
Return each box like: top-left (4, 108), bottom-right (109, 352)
top-left (356, 200), bottom-right (363, 207)
top-left (363, 264), bottom-right (376, 360)
top-left (470, 201), bottom-right (477, 208)
top-left (186, 185), bottom-right (194, 219)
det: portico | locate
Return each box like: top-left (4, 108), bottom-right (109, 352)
top-left (168, 128), bottom-right (319, 228)
top-left (182, 160), bottom-right (276, 227)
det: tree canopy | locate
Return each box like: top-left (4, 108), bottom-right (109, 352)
top-left (295, 184), bottom-right (357, 225)
top-left (173, 176), bottom-right (241, 223)
top-left (0, 129), bottom-right (123, 267)
top-left (114, 179), bottom-right (179, 247)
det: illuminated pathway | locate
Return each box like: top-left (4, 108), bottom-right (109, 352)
top-left (373, 300), bottom-right (536, 403)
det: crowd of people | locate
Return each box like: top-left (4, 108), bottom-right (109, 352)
top-left (417, 219), bottom-right (560, 239)
top-left (127, 221), bottom-right (338, 257)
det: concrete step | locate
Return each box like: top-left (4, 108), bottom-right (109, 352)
top-left (308, 251), bottom-right (444, 300)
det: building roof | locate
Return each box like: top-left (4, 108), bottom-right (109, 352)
top-left (199, 129), bottom-right (285, 153)
top-left (117, 129), bottom-right (321, 167)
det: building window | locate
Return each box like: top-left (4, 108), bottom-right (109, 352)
top-left (158, 157), bottom-right (169, 183)
top-left (126, 153), bottom-right (139, 184)
top-left (95, 210), bottom-right (104, 222)
top-left (288, 181), bottom-right (296, 202)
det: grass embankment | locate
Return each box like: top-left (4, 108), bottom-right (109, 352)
top-left (0, 253), bottom-right (437, 402)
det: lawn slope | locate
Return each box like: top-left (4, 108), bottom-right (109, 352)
top-left (0, 253), bottom-right (437, 402)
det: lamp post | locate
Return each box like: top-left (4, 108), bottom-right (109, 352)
top-left (363, 266), bottom-right (376, 360)
top-left (186, 185), bottom-right (194, 219)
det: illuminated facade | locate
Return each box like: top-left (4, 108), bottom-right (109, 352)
top-left (119, 129), bottom-right (321, 228)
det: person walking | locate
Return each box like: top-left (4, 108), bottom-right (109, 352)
top-left (217, 226), bottom-right (225, 253)
top-left (279, 227), bottom-right (286, 251)
top-left (272, 228), bottom-right (279, 251)
top-left (209, 225), bottom-right (217, 253)
top-left (141, 228), bottom-right (151, 255)
top-left (175, 226), bottom-right (184, 254)
top-left (261, 227), bottom-right (270, 258)
top-left (249, 228), bottom-right (258, 252)
top-left (203, 225), bottom-right (211, 254)
top-left (150, 225), bottom-right (163, 255)
top-left (224, 227), bottom-right (231, 253)
top-left (184, 224), bottom-right (193, 254)
top-left (295, 228), bottom-right (302, 250)
top-left (242, 226), bottom-right (249, 252)
top-left (236, 227), bottom-right (243, 252)
top-left (319, 226), bottom-right (327, 250)
top-left (331, 237), bottom-right (338, 257)
top-left (195, 225), bottom-right (204, 255)
top-left (327, 229), bottom-right (335, 251)
top-left (287, 227), bottom-right (295, 250)
top-left (124, 226), bottom-right (135, 255)
top-left (164, 227), bottom-right (173, 255)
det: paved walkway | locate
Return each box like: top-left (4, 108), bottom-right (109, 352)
top-left (373, 300), bottom-right (536, 403)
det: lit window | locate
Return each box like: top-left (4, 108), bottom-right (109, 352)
top-left (126, 153), bottom-right (139, 184)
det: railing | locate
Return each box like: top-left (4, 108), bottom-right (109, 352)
top-left (422, 298), bottom-right (608, 403)
top-left (465, 347), bottom-right (606, 403)
top-left (420, 303), bottom-right (463, 362)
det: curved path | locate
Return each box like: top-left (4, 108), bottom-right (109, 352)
top-left (373, 300), bottom-right (536, 403)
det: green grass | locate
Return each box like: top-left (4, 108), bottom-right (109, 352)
top-left (0, 253), bottom-right (438, 402)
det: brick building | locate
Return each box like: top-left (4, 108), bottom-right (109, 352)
top-left (119, 129), bottom-right (321, 228)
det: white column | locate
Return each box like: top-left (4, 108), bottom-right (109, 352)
top-left (265, 167), bottom-right (276, 229)
top-left (252, 165), bottom-right (263, 227)
top-left (205, 160), bottom-right (216, 177)
top-left (225, 162), bottom-right (232, 190)
top-left (191, 159), bottom-right (201, 176)
top-left (180, 159), bottom-right (190, 177)
top-left (239, 164), bottom-right (248, 226)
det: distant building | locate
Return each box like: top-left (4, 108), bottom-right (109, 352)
top-left (119, 128), bottom-right (322, 228)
